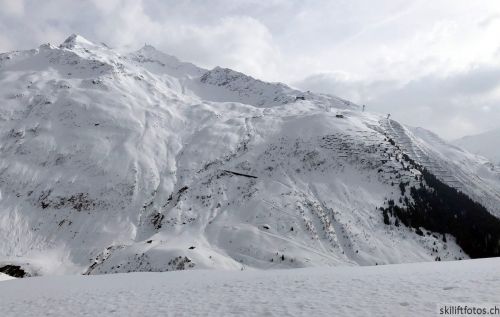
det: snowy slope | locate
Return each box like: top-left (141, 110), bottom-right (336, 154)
top-left (384, 123), bottom-right (500, 218)
top-left (0, 273), bottom-right (15, 281)
top-left (453, 128), bottom-right (500, 166)
top-left (0, 35), bottom-right (499, 276)
top-left (0, 258), bottom-right (499, 317)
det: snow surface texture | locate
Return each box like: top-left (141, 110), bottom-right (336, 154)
top-left (0, 258), bottom-right (499, 317)
top-left (453, 128), bottom-right (500, 166)
top-left (0, 34), bottom-right (499, 276)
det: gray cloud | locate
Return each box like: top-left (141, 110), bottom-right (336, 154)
top-left (295, 66), bottom-right (500, 139)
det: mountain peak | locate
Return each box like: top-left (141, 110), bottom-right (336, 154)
top-left (135, 44), bottom-right (180, 62)
top-left (59, 34), bottom-right (95, 49)
top-left (139, 44), bottom-right (159, 52)
top-left (38, 43), bottom-right (56, 50)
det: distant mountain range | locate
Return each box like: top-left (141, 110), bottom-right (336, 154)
top-left (453, 128), bottom-right (500, 166)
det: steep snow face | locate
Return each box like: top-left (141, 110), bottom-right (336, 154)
top-left (453, 128), bottom-right (500, 166)
top-left (0, 35), bottom-right (498, 276)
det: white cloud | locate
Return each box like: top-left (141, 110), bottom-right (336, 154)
top-left (154, 16), bottom-right (281, 79)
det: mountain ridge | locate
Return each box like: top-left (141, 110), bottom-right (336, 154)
top-left (453, 128), bottom-right (500, 166)
top-left (0, 34), bottom-right (499, 277)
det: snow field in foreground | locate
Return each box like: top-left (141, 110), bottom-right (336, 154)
top-left (0, 258), bottom-right (498, 317)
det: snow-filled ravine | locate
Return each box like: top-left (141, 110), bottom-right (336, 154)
top-left (0, 258), bottom-right (499, 317)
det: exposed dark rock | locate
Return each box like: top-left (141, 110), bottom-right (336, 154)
top-left (0, 265), bottom-right (27, 278)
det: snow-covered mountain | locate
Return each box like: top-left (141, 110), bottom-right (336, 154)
top-left (453, 128), bottom-right (500, 166)
top-left (1, 34), bottom-right (499, 277)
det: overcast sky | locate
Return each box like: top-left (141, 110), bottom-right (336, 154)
top-left (1, 0), bottom-right (500, 139)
